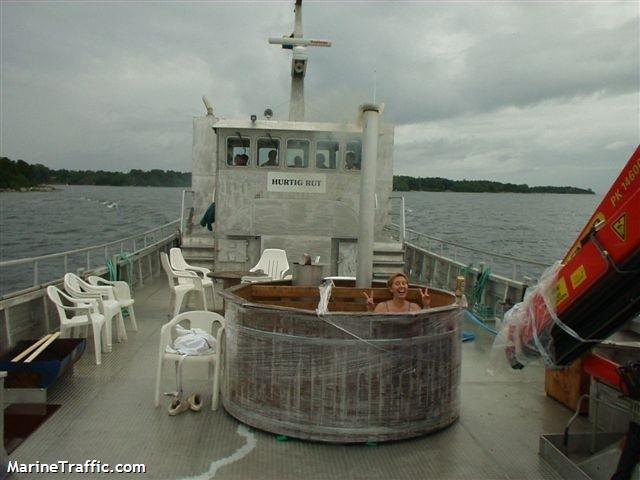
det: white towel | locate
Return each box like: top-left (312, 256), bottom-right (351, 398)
top-left (166, 325), bottom-right (216, 356)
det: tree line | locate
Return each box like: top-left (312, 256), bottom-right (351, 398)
top-left (1, 156), bottom-right (594, 194)
top-left (392, 175), bottom-right (594, 194)
top-left (0, 157), bottom-right (191, 189)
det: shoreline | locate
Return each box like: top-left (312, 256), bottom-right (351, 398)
top-left (0, 185), bottom-right (57, 193)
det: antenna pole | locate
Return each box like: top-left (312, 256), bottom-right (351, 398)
top-left (269, 0), bottom-right (331, 122)
top-left (289, 0), bottom-right (305, 121)
top-left (293, 0), bottom-right (302, 37)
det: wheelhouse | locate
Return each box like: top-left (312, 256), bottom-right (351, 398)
top-left (191, 117), bottom-right (394, 275)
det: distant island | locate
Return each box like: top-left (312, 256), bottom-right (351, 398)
top-left (1, 157), bottom-right (594, 194)
top-left (393, 176), bottom-right (595, 194)
top-left (0, 157), bottom-right (190, 190)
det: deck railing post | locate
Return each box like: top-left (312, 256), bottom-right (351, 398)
top-left (479, 262), bottom-right (486, 306)
top-left (399, 196), bottom-right (406, 244)
top-left (33, 260), bottom-right (38, 286)
top-left (138, 255), bottom-right (144, 286)
top-left (180, 189), bottom-right (187, 235)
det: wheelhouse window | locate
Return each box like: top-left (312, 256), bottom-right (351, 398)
top-left (345, 141), bottom-right (362, 171)
top-left (258, 138), bottom-right (280, 167)
top-left (316, 140), bottom-right (338, 170)
top-left (227, 137), bottom-right (250, 166)
top-left (286, 139), bottom-right (309, 168)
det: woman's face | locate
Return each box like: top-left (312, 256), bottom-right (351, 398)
top-left (389, 276), bottom-right (408, 299)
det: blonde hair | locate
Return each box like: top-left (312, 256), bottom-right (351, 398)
top-left (386, 272), bottom-right (409, 288)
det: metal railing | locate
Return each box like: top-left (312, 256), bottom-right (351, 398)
top-left (388, 195), bottom-right (406, 244)
top-left (384, 192), bottom-right (550, 281)
top-left (387, 222), bottom-right (549, 282)
top-left (0, 220), bottom-right (180, 295)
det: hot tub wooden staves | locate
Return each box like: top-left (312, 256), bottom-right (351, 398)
top-left (220, 282), bottom-right (462, 443)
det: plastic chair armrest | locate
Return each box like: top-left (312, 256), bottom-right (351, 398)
top-left (60, 300), bottom-right (99, 314)
top-left (68, 289), bottom-right (100, 300)
top-left (182, 267), bottom-right (205, 279)
top-left (84, 284), bottom-right (116, 300)
top-left (112, 281), bottom-right (131, 300)
top-left (70, 291), bottom-right (105, 310)
top-left (93, 277), bottom-right (131, 300)
top-left (186, 265), bottom-right (211, 277)
top-left (174, 270), bottom-right (202, 287)
top-left (59, 300), bottom-right (97, 310)
top-left (174, 270), bottom-right (198, 279)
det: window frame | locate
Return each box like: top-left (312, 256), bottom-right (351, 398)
top-left (257, 137), bottom-right (281, 168)
top-left (285, 138), bottom-right (310, 169)
top-left (226, 136), bottom-right (252, 168)
top-left (344, 139), bottom-right (362, 172)
top-left (314, 139), bottom-right (340, 171)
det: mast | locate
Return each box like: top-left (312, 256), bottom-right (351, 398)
top-left (269, 0), bottom-right (331, 121)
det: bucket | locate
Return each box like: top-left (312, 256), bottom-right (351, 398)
top-left (292, 263), bottom-right (326, 286)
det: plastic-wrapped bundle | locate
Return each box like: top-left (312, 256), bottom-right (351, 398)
top-left (221, 284), bottom-right (462, 443)
top-left (495, 146), bottom-right (640, 370)
top-left (492, 263), bottom-right (561, 369)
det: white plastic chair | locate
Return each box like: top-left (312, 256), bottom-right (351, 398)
top-left (88, 276), bottom-right (138, 333)
top-left (154, 311), bottom-right (225, 411)
top-left (250, 248), bottom-right (291, 280)
top-left (47, 286), bottom-right (108, 365)
top-left (169, 248), bottom-right (215, 307)
top-left (64, 273), bottom-right (126, 351)
top-left (160, 252), bottom-right (206, 316)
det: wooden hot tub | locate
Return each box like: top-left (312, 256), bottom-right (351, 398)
top-left (220, 281), bottom-right (462, 443)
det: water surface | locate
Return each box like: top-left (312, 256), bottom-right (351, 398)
top-left (1, 186), bottom-right (600, 294)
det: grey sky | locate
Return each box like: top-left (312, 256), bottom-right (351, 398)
top-left (1, 1), bottom-right (638, 193)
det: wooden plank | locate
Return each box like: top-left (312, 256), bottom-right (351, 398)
top-left (253, 299), bottom-right (366, 312)
top-left (250, 285), bottom-right (440, 306)
top-left (11, 334), bottom-right (51, 362)
top-left (24, 332), bottom-right (61, 363)
top-left (329, 302), bottom-right (366, 312)
top-left (331, 287), bottom-right (424, 303)
top-left (545, 358), bottom-right (590, 413)
top-left (254, 300), bottom-right (317, 310)
top-left (251, 286), bottom-right (319, 298)
top-left (331, 287), bottom-right (391, 299)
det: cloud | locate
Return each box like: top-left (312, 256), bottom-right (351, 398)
top-left (1, 1), bottom-right (638, 189)
top-left (395, 92), bottom-right (638, 193)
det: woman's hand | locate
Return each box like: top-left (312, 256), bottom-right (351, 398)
top-left (420, 287), bottom-right (431, 308)
top-left (362, 291), bottom-right (375, 311)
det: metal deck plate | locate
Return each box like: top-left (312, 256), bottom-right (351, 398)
top-left (5, 277), bottom-right (591, 479)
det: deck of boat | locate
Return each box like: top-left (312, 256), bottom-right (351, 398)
top-left (7, 275), bottom-right (589, 479)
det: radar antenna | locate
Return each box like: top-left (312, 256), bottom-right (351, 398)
top-left (268, 0), bottom-right (331, 121)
